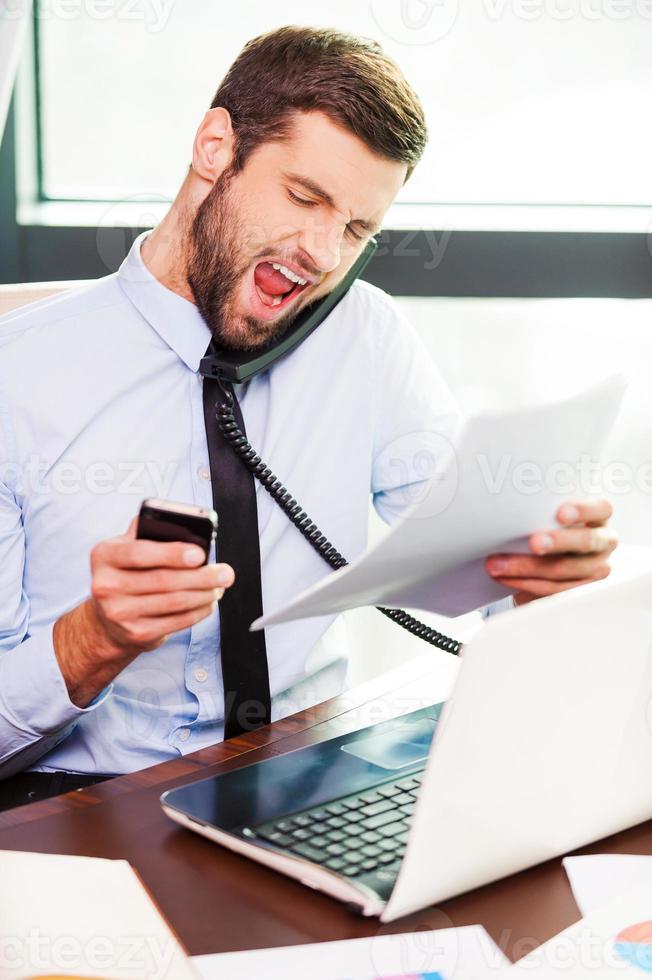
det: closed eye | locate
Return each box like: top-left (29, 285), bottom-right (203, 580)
top-left (346, 225), bottom-right (366, 243)
top-left (288, 189), bottom-right (317, 207)
top-left (288, 187), bottom-right (367, 242)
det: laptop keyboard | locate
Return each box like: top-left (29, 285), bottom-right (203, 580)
top-left (245, 770), bottom-right (423, 881)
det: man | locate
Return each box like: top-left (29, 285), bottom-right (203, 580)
top-left (0, 26), bottom-right (616, 809)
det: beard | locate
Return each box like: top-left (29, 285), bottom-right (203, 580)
top-left (186, 171), bottom-right (306, 353)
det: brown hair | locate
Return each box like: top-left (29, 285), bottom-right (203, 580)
top-left (210, 25), bottom-right (427, 180)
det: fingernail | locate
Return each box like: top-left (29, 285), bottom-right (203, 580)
top-left (535, 533), bottom-right (554, 553)
top-left (489, 558), bottom-right (508, 575)
top-left (560, 505), bottom-right (579, 524)
top-left (217, 570), bottom-right (232, 587)
top-left (183, 547), bottom-right (205, 566)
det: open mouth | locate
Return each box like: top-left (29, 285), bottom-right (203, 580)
top-left (252, 260), bottom-right (312, 315)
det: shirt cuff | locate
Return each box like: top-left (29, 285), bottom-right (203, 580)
top-left (481, 595), bottom-right (516, 620)
top-left (0, 623), bottom-right (112, 737)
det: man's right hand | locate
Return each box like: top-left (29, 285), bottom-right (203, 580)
top-left (53, 518), bottom-right (234, 708)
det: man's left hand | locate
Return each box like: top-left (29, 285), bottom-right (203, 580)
top-left (485, 499), bottom-right (618, 606)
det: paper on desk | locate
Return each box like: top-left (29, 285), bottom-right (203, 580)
top-left (192, 925), bottom-right (508, 979)
top-left (507, 876), bottom-right (652, 976)
top-left (0, 850), bottom-right (195, 979)
top-left (563, 854), bottom-right (652, 917)
top-left (253, 375), bottom-right (626, 629)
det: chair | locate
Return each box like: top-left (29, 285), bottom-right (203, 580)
top-left (0, 281), bottom-right (87, 317)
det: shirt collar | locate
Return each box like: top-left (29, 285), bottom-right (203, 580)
top-left (117, 231), bottom-right (212, 373)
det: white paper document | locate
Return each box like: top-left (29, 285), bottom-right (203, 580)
top-left (254, 375), bottom-right (625, 628)
top-left (564, 853), bottom-right (652, 917)
top-left (0, 849), bottom-right (195, 979)
top-left (193, 925), bottom-right (508, 979)
top-left (508, 876), bottom-right (652, 976)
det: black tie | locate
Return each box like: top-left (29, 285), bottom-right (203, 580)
top-left (201, 363), bottom-right (271, 739)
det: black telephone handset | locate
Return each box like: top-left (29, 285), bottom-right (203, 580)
top-left (200, 238), bottom-right (461, 655)
top-left (200, 238), bottom-right (378, 384)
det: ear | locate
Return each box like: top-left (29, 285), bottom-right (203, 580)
top-left (192, 107), bottom-right (235, 183)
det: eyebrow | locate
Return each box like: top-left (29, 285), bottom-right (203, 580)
top-left (283, 172), bottom-right (379, 235)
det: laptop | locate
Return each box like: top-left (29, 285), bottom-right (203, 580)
top-left (161, 569), bottom-right (652, 922)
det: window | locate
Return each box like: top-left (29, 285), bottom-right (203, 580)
top-left (32, 0), bottom-right (652, 213)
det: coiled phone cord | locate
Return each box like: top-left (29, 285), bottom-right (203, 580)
top-left (214, 380), bottom-right (462, 656)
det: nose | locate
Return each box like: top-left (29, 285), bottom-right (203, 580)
top-left (301, 219), bottom-right (346, 276)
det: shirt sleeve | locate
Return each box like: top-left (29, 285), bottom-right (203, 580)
top-left (370, 292), bottom-right (460, 524)
top-left (0, 475), bottom-right (110, 779)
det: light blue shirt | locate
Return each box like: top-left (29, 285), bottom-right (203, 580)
top-left (0, 233), bottom-right (487, 778)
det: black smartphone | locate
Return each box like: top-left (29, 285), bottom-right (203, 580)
top-left (137, 499), bottom-right (218, 564)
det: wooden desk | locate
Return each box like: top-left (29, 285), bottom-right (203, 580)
top-left (1, 654), bottom-right (650, 965)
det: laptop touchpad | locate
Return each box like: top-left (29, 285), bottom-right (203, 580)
top-left (340, 716), bottom-right (437, 771)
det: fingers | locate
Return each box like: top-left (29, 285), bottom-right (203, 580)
top-left (115, 602), bottom-right (217, 651)
top-left (491, 568), bottom-right (611, 600)
top-left (147, 604), bottom-right (217, 639)
top-left (556, 499), bottom-right (613, 528)
top-left (93, 533), bottom-right (236, 583)
top-left (94, 537), bottom-right (208, 571)
top-left (528, 525), bottom-right (618, 558)
top-left (500, 499), bottom-right (617, 562)
top-left (537, 526), bottom-right (619, 556)
top-left (92, 563), bottom-right (234, 599)
top-left (487, 552), bottom-right (613, 582)
top-left (504, 527), bottom-right (618, 575)
top-left (87, 521), bottom-right (236, 660)
top-left (104, 589), bottom-right (223, 621)
top-left (486, 496), bottom-right (617, 603)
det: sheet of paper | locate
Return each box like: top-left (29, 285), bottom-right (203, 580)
top-left (508, 876), bottom-right (652, 975)
top-left (563, 853), bottom-right (652, 917)
top-left (192, 926), bottom-right (508, 980)
top-left (253, 375), bottom-right (626, 628)
top-left (0, 849), bottom-right (195, 979)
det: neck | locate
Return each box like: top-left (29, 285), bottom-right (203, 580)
top-left (141, 174), bottom-right (198, 302)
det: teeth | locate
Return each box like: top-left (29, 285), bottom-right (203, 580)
top-left (271, 262), bottom-right (308, 286)
top-left (271, 296), bottom-right (283, 306)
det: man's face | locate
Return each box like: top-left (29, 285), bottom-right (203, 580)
top-left (187, 111), bottom-right (407, 351)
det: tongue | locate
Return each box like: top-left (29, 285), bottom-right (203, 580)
top-left (254, 262), bottom-right (294, 296)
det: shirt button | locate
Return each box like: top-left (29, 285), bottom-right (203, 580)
top-left (194, 667), bottom-right (208, 683)
top-left (197, 466), bottom-right (211, 481)
top-left (178, 728), bottom-right (191, 742)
